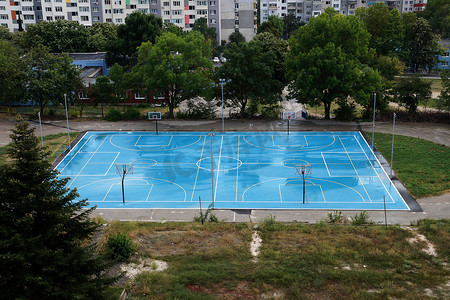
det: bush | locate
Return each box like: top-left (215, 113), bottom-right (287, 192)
top-left (106, 232), bottom-right (135, 261)
top-left (123, 108), bottom-right (141, 120)
top-left (351, 211), bottom-right (372, 225)
top-left (177, 98), bottom-right (215, 119)
top-left (326, 210), bottom-right (346, 224)
top-left (333, 100), bottom-right (356, 121)
top-left (105, 108), bottom-right (122, 121)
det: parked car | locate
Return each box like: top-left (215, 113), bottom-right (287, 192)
top-left (213, 57), bottom-right (220, 63)
top-left (220, 57), bottom-right (227, 63)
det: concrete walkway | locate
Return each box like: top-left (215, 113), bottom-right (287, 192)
top-left (0, 116), bottom-right (448, 224)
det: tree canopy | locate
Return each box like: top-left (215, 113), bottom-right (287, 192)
top-left (258, 15), bottom-right (284, 38)
top-left (0, 117), bottom-right (115, 298)
top-left (287, 8), bottom-right (379, 119)
top-left (392, 76), bottom-right (432, 113)
top-left (217, 34), bottom-right (286, 117)
top-left (24, 20), bottom-right (89, 52)
top-left (423, 0), bottom-right (450, 38)
top-left (135, 31), bottom-right (213, 118)
top-left (106, 11), bottom-right (162, 67)
top-left (24, 45), bottom-right (83, 115)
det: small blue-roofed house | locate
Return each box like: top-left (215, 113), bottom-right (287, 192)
top-left (436, 39), bottom-right (450, 71)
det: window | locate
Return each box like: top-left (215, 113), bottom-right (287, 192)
top-left (138, 0), bottom-right (147, 4)
top-left (189, 14), bottom-right (195, 18)
top-left (69, 3), bottom-right (77, 6)
top-left (209, 1), bottom-right (215, 5)
top-left (209, 9), bottom-right (216, 15)
top-left (105, 0), bottom-right (110, 3)
top-left (164, 10), bottom-right (170, 15)
top-left (116, 18), bottom-right (123, 23)
top-left (23, 14), bottom-right (34, 20)
top-left (80, 15), bottom-right (89, 21)
top-left (134, 92), bottom-right (146, 99)
top-left (46, 16), bottom-right (52, 20)
top-left (442, 61), bottom-right (448, 66)
top-left (235, 3), bottom-right (238, 8)
top-left (44, 0), bottom-right (50, 2)
top-left (172, 9), bottom-right (181, 14)
top-left (71, 12), bottom-right (78, 16)
top-left (444, 52), bottom-right (449, 57)
top-left (55, 0), bottom-right (62, 2)
top-left (164, 19), bottom-right (170, 23)
top-left (55, 6), bottom-right (62, 11)
top-left (106, 17), bottom-right (112, 22)
top-left (22, 6), bottom-right (33, 11)
top-left (93, 16), bottom-right (100, 21)
top-left (235, 19), bottom-right (239, 25)
top-left (163, 1), bottom-right (169, 5)
top-left (55, 15), bottom-right (64, 20)
top-left (0, 14), bottom-right (8, 19)
top-left (196, 0), bottom-right (206, 5)
top-left (113, 8), bottom-right (123, 13)
top-left (151, 8), bottom-right (157, 13)
top-left (114, 0), bottom-right (121, 4)
top-left (105, 9), bottom-right (111, 13)
top-left (92, 7), bottom-right (98, 12)
top-left (197, 9), bottom-right (206, 14)
top-left (172, 18), bottom-right (182, 23)
top-left (188, 5), bottom-right (194, 10)
top-left (80, 6), bottom-right (89, 12)
top-left (151, 0), bottom-right (157, 4)
top-left (210, 18), bottom-right (216, 24)
top-left (79, 92), bottom-right (89, 99)
top-left (138, 8), bottom-right (148, 13)
top-left (173, 1), bottom-right (180, 5)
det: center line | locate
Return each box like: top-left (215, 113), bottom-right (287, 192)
top-left (214, 135), bottom-right (224, 203)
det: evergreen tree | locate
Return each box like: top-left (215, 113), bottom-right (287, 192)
top-left (0, 117), bottom-right (115, 299)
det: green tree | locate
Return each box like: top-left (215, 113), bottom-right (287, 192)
top-left (0, 41), bottom-right (26, 114)
top-left (217, 37), bottom-right (285, 117)
top-left (106, 11), bottom-right (162, 67)
top-left (192, 17), bottom-right (217, 47)
top-left (287, 8), bottom-right (377, 119)
top-left (423, 0), bottom-right (450, 38)
top-left (392, 76), bottom-right (432, 113)
top-left (438, 69), bottom-right (450, 110)
top-left (356, 4), bottom-right (403, 56)
top-left (228, 31), bottom-right (246, 44)
top-left (87, 23), bottom-right (118, 52)
top-left (135, 31), bottom-right (213, 118)
top-left (0, 117), bottom-right (115, 299)
top-left (89, 76), bottom-right (117, 118)
top-left (24, 20), bottom-right (89, 52)
top-left (24, 45), bottom-right (82, 116)
top-left (282, 13), bottom-right (304, 40)
top-left (258, 15), bottom-right (284, 38)
top-left (372, 55), bottom-right (405, 81)
top-left (405, 17), bottom-right (440, 72)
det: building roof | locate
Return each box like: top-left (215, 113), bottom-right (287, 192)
top-left (68, 52), bottom-right (107, 61)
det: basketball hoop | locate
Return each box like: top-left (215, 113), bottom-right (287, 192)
top-left (116, 164), bottom-right (133, 204)
top-left (295, 164), bottom-right (312, 204)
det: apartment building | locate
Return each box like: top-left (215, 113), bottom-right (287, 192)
top-left (0, 0), bottom-right (256, 42)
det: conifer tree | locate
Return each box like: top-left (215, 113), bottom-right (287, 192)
top-left (0, 117), bottom-right (115, 299)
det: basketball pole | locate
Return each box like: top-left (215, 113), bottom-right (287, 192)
top-left (287, 118), bottom-right (290, 135)
top-left (155, 118), bottom-right (158, 135)
top-left (121, 166), bottom-right (126, 204)
top-left (302, 171), bottom-right (306, 204)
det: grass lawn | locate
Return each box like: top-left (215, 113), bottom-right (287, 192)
top-left (0, 132), bottom-right (79, 167)
top-left (368, 132), bottom-right (450, 198)
top-left (101, 220), bottom-right (450, 299)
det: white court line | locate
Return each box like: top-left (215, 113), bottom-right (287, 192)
top-left (56, 135), bottom-right (94, 172)
top-left (146, 184), bottom-right (154, 202)
top-left (67, 136), bottom-right (107, 189)
top-left (214, 135), bottom-right (224, 202)
top-left (104, 152), bottom-right (120, 175)
top-left (321, 152), bottom-right (331, 176)
top-left (189, 135), bottom-right (207, 202)
top-left (356, 132), bottom-right (401, 206)
top-left (338, 136), bottom-right (371, 203)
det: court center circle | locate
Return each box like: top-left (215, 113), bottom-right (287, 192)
top-left (281, 159), bottom-right (310, 168)
top-left (196, 156), bottom-right (242, 172)
top-left (129, 159), bottom-right (157, 168)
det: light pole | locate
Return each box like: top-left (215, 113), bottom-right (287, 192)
top-left (208, 133), bottom-right (216, 208)
top-left (390, 112), bottom-right (396, 178)
top-left (219, 79), bottom-right (225, 133)
top-left (64, 94), bottom-right (71, 150)
top-left (371, 92), bottom-right (376, 159)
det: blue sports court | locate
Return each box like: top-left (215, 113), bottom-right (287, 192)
top-left (56, 131), bottom-right (410, 210)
